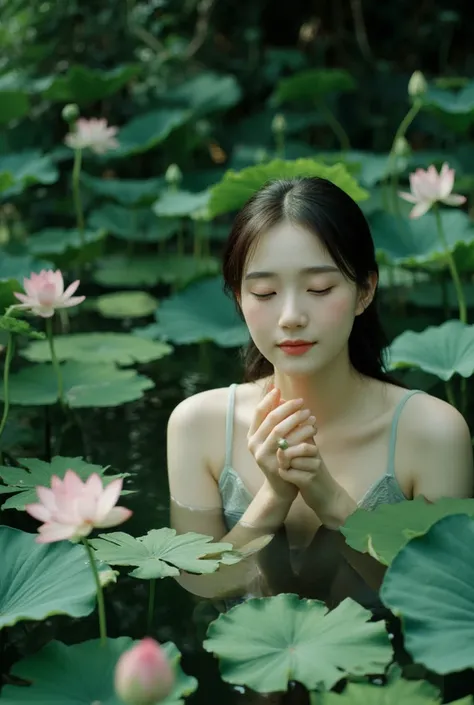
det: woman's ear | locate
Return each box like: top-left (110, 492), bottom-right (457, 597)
top-left (355, 271), bottom-right (377, 315)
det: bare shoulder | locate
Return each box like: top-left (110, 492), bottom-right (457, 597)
top-left (167, 386), bottom-right (230, 430)
top-left (400, 391), bottom-right (471, 447)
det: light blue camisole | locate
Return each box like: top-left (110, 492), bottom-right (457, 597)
top-left (219, 383), bottom-right (423, 530)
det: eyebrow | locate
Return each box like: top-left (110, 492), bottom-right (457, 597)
top-left (244, 265), bottom-right (339, 281)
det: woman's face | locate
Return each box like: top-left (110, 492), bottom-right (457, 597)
top-left (239, 220), bottom-right (373, 376)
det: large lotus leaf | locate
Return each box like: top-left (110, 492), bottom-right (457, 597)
top-left (272, 69), bottom-right (356, 104)
top-left (0, 151), bottom-right (58, 198)
top-left (204, 594), bottom-right (391, 693)
top-left (136, 276), bottom-right (248, 347)
top-left (370, 210), bottom-right (474, 267)
top-left (0, 637), bottom-right (197, 705)
top-left (381, 514), bottom-right (474, 674)
top-left (90, 528), bottom-right (239, 579)
top-left (0, 455), bottom-right (130, 511)
top-left (0, 252), bottom-right (54, 283)
top-left (22, 332), bottom-right (172, 366)
top-left (81, 172), bottom-right (166, 205)
top-left (165, 71), bottom-right (242, 115)
top-left (387, 320), bottom-right (474, 380)
top-left (406, 281), bottom-right (474, 309)
top-left (106, 108), bottom-right (190, 158)
top-left (0, 73), bottom-right (30, 124)
top-left (152, 189), bottom-right (211, 218)
top-left (93, 254), bottom-right (219, 288)
top-left (39, 64), bottom-right (140, 104)
top-left (94, 291), bottom-right (158, 319)
top-left (0, 525), bottom-right (113, 629)
top-left (422, 83), bottom-right (474, 133)
top-left (88, 203), bottom-right (179, 242)
top-left (0, 172), bottom-right (14, 193)
top-left (0, 361), bottom-right (154, 407)
top-left (208, 159), bottom-right (368, 218)
top-left (340, 496), bottom-right (474, 566)
top-left (27, 227), bottom-right (104, 255)
top-left (318, 665), bottom-right (441, 705)
top-left (342, 151), bottom-right (407, 187)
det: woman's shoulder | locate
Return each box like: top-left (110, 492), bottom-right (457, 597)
top-left (167, 385), bottom-right (232, 430)
top-left (397, 388), bottom-right (471, 446)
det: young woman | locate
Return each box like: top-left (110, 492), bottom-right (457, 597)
top-left (167, 176), bottom-right (473, 604)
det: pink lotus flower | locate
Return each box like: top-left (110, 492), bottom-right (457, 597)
top-left (65, 117), bottom-right (119, 154)
top-left (13, 269), bottom-right (85, 318)
top-left (399, 163), bottom-right (466, 218)
top-left (25, 470), bottom-right (132, 543)
top-left (115, 638), bottom-right (175, 705)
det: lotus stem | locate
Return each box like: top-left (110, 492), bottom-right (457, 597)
top-left (72, 148), bottom-right (85, 249)
top-left (46, 318), bottom-right (64, 406)
top-left (433, 206), bottom-right (467, 324)
top-left (445, 380), bottom-right (457, 408)
top-left (320, 102), bottom-right (351, 152)
top-left (385, 98), bottom-right (422, 211)
top-left (0, 332), bottom-right (15, 456)
top-left (147, 578), bottom-right (156, 632)
top-left (83, 538), bottom-right (107, 646)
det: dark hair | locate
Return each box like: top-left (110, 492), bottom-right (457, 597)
top-left (222, 176), bottom-right (403, 386)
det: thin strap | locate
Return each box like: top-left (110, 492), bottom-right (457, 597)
top-left (387, 389), bottom-right (423, 476)
top-left (224, 383), bottom-right (238, 468)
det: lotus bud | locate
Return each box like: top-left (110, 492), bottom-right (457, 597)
top-left (61, 103), bottom-right (80, 124)
top-left (393, 136), bottom-right (411, 157)
top-left (165, 164), bottom-right (182, 187)
top-left (254, 148), bottom-right (269, 164)
top-left (408, 71), bottom-right (427, 98)
top-left (114, 638), bottom-right (174, 705)
top-left (271, 113), bottom-right (286, 134)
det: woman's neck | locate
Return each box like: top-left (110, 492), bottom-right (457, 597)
top-left (272, 350), bottom-right (373, 427)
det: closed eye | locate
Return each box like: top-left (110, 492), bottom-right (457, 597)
top-left (309, 287), bottom-right (333, 295)
top-left (251, 288), bottom-right (333, 300)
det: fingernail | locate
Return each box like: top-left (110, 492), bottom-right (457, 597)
top-left (308, 415), bottom-right (316, 424)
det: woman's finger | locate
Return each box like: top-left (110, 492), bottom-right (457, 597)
top-left (252, 398), bottom-right (306, 441)
top-left (280, 442), bottom-right (319, 460)
top-left (247, 387), bottom-right (281, 437)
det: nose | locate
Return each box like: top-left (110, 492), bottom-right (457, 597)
top-left (278, 295), bottom-right (309, 329)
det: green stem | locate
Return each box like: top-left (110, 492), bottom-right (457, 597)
top-left (82, 538), bottom-right (107, 646)
top-left (46, 318), bottom-right (64, 405)
top-left (445, 380), bottom-right (457, 408)
top-left (320, 102), bottom-right (351, 152)
top-left (433, 206), bottom-right (467, 324)
top-left (275, 132), bottom-right (285, 158)
top-left (147, 579), bottom-right (156, 632)
top-left (385, 99), bottom-right (422, 209)
top-left (0, 332), bottom-right (14, 451)
top-left (72, 148), bottom-right (85, 249)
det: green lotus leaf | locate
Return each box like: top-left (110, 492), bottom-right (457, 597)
top-left (27, 227), bottom-right (104, 255)
top-left (204, 594), bottom-right (391, 693)
top-left (22, 332), bottom-right (172, 365)
top-left (152, 189), bottom-right (211, 218)
top-left (0, 252), bottom-right (54, 283)
top-left (94, 291), bottom-right (158, 319)
top-left (0, 315), bottom-right (45, 339)
top-left (0, 361), bottom-right (154, 407)
top-left (89, 528), bottom-right (239, 579)
top-left (207, 159), bottom-right (368, 218)
top-left (0, 151), bottom-right (58, 198)
top-left (342, 150), bottom-right (407, 187)
top-left (0, 455), bottom-right (130, 511)
top-left (370, 210), bottom-right (474, 267)
top-left (0, 637), bottom-right (197, 705)
top-left (340, 496), bottom-right (474, 566)
top-left (422, 83), bottom-right (474, 133)
top-left (165, 71), bottom-right (242, 115)
top-left (0, 525), bottom-right (114, 629)
top-left (387, 320), bottom-right (474, 380)
top-left (40, 64), bottom-right (141, 104)
top-left (0, 73), bottom-right (30, 124)
top-left (81, 172), bottom-right (166, 205)
top-left (381, 514), bottom-right (474, 674)
top-left (317, 664), bottom-right (441, 705)
top-left (272, 69), bottom-right (356, 104)
top-left (135, 276), bottom-right (248, 347)
top-left (88, 203), bottom-right (179, 242)
top-left (0, 172), bottom-right (14, 193)
top-left (405, 282), bottom-right (474, 309)
top-left (93, 254), bottom-right (219, 288)
top-left (107, 108), bottom-right (190, 158)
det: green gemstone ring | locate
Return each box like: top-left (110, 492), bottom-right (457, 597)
top-left (277, 438), bottom-right (289, 451)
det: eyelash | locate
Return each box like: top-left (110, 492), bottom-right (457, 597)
top-left (252, 288), bottom-right (333, 300)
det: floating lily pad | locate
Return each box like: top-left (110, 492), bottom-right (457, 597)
top-left (207, 159), bottom-right (368, 218)
top-left (27, 227), bottom-right (104, 255)
top-left (204, 594), bottom-right (391, 693)
top-left (272, 69), bottom-right (356, 104)
top-left (40, 64), bottom-right (141, 105)
top-left (135, 277), bottom-right (248, 347)
top-left (387, 320), bottom-right (474, 380)
top-left (0, 151), bottom-right (59, 198)
top-left (0, 525), bottom-right (112, 629)
top-left (0, 361), bottom-right (154, 407)
top-left (107, 108), bottom-right (190, 158)
top-left (152, 189), bottom-right (211, 218)
top-left (0, 455), bottom-right (130, 511)
top-left (94, 291), bottom-right (158, 319)
top-left (381, 514), bottom-right (474, 674)
top-left (93, 254), bottom-right (219, 288)
top-left (90, 528), bottom-right (239, 579)
top-left (1, 637), bottom-right (197, 705)
top-left (22, 332), bottom-right (172, 366)
top-left (81, 172), bottom-right (166, 205)
top-left (340, 496), bottom-right (474, 566)
top-left (88, 203), bottom-right (179, 242)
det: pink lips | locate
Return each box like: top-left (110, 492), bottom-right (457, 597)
top-left (278, 342), bottom-right (315, 356)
